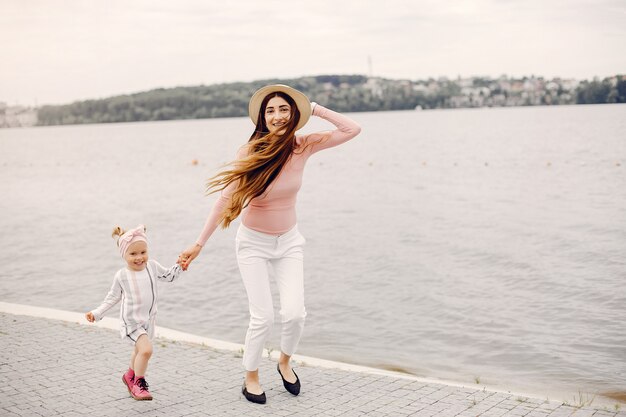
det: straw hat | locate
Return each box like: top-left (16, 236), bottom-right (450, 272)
top-left (248, 84), bottom-right (311, 131)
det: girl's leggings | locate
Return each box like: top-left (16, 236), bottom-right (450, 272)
top-left (235, 223), bottom-right (307, 371)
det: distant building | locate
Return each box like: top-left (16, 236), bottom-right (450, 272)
top-left (458, 78), bottom-right (473, 88)
top-left (560, 79), bottom-right (579, 91)
top-left (545, 81), bottom-right (559, 92)
top-left (448, 95), bottom-right (470, 108)
top-left (412, 84), bottom-right (428, 94)
top-left (509, 81), bottom-right (525, 93)
top-left (0, 103), bottom-right (38, 128)
top-left (364, 77), bottom-right (384, 98)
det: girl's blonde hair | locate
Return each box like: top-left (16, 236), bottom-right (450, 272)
top-left (111, 226), bottom-right (126, 242)
top-left (206, 92), bottom-right (323, 229)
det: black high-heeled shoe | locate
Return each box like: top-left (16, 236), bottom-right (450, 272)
top-left (242, 382), bottom-right (266, 404)
top-left (277, 364), bottom-right (301, 396)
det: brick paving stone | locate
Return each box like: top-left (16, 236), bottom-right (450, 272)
top-left (506, 407), bottom-right (532, 416)
top-left (1, 311), bottom-right (623, 417)
top-left (546, 408), bottom-right (577, 417)
top-left (525, 409), bottom-right (550, 416)
top-left (538, 402), bottom-right (563, 411)
top-left (413, 409), bottom-right (439, 417)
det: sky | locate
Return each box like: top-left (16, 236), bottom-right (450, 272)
top-left (1, 0), bottom-right (625, 106)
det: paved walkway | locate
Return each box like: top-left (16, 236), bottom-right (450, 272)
top-left (1, 311), bottom-right (624, 417)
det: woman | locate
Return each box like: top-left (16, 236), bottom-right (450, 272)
top-left (179, 84), bottom-right (361, 404)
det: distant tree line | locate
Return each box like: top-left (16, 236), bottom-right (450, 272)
top-left (35, 74), bottom-right (625, 126)
top-left (576, 77), bottom-right (626, 104)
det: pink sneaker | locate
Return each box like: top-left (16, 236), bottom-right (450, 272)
top-left (130, 377), bottom-right (153, 401)
top-left (122, 369), bottom-right (134, 394)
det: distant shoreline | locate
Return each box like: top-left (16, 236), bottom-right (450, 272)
top-left (2, 73), bottom-right (624, 128)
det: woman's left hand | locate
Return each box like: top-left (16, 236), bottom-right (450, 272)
top-left (178, 243), bottom-right (203, 271)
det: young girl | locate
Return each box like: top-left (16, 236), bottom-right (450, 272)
top-left (86, 225), bottom-right (182, 401)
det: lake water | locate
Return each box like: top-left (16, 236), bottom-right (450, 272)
top-left (1, 104), bottom-right (625, 405)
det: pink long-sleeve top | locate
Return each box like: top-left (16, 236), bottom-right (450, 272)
top-left (196, 104), bottom-right (361, 245)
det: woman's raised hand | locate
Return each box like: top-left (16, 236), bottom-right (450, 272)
top-left (178, 244), bottom-right (203, 271)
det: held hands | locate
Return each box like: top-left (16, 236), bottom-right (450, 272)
top-left (177, 243), bottom-right (203, 271)
top-left (85, 312), bottom-right (95, 323)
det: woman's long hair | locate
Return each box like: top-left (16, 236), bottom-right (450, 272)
top-left (206, 92), bottom-right (301, 228)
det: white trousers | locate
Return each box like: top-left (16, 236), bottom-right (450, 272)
top-left (235, 223), bottom-right (307, 371)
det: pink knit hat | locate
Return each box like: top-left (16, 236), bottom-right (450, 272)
top-left (118, 225), bottom-right (147, 257)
